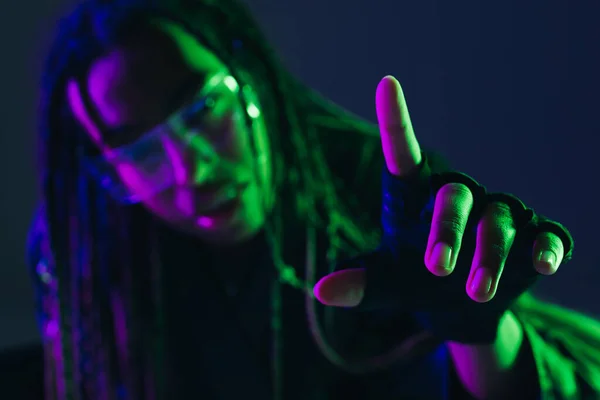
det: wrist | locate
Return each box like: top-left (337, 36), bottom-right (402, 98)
top-left (446, 311), bottom-right (527, 399)
top-left (414, 307), bottom-right (504, 344)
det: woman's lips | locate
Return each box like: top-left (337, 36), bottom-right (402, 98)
top-left (194, 182), bottom-right (248, 215)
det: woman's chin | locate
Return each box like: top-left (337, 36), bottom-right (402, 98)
top-left (193, 205), bottom-right (265, 245)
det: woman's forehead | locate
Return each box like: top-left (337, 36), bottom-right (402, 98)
top-left (72, 20), bottom-right (225, 131)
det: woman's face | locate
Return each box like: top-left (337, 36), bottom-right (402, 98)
top-left (66, 19), bottom-right (273, 245)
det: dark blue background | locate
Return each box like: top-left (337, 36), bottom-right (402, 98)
top-left (0, 0), bottom-right (598, 349)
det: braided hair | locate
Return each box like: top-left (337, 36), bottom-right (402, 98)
top-left (36, 0), bottom-right (386, 398)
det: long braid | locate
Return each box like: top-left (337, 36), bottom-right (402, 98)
top-left (91, 183), bottom-right (122, 397)
top-left (38, 4), bottom-right (154, 397)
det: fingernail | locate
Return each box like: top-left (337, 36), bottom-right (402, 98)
top-left (335, 286), bottom-right (365, 308)
top-left (313, 270), bottom-right (365, 307)
top-left (538, 250), bottom-right (557, 269)
top-left (431, 243), bottom-right (453, 273)
top-left (471, 268), bottom-right (492, 294)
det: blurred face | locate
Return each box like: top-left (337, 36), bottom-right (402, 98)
top-left (66, 20), bottom-right (272, 245)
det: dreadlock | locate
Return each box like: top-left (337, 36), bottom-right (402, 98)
top-left (36, 0), bottom-right (390, 398)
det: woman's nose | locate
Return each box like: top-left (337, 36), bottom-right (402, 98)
top-left (164, 133), bottom-right (220, 185)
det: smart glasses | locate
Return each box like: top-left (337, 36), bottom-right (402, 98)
top-left (83, 70), bottom-right (244, 204)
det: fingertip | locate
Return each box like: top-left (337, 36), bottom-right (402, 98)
top-left (424, 257), bottom-right (454, 277)
top-left (313, 269), bottom-right (365, 307)
top-left (533, 249), bottom-right (561, 275)
top-left (380, 74), bottom-right (399, 85)
top-left (468, 291), bottom-right (493, 303)
top-left (312, 275), bottom-right (328, 302)
top-left (467, 285), bottom-right (494, 303)
top-left (534, 261), bottom-right (559, 276)
top-left (432, 266), bottom-right (454, 277)
top-left (467, 267), bottom-right (496, 303)
top-left (425, 242), bottom-right (455, 277)
top-left (376, 75), bottom-right (401, 100)
top-left (375, 73), bottom-right (421, 177)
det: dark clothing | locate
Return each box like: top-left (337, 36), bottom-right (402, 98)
top-left (157, 225), bottom-right (453, 399)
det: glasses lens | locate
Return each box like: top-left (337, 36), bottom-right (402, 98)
top-left (83, 71), bottom-right (237, 204)
top-left (83, 127), bottom-right (176, 204)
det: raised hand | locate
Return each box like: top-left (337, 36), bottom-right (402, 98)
top-left (314, 76), bottom-right (568, 311)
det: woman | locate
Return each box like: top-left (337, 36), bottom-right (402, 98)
top-left (27, 0), bottom-right (600, 398)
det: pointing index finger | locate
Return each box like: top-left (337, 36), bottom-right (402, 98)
top-left (376, 75), bottom-right (422, 177)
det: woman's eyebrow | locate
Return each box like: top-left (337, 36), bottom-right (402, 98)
top-left (103, 73), bottom-right (207, 141)
top-left (165, 73), bottom-right (207, 112)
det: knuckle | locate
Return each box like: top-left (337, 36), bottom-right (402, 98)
top-left (436, 184), bottom-right (474, 222)
top-left (485, 242), bottom-right (510, 263)
top-left (437, 218), bottom-right (466, 237)
top-left (486, 201), bottom-right (514, 220)
top-left (485, 222), bottom-right (517, 245)
top-left (535, 232), bottom-right (563, 253)
top-left (483, 205), bottom-right (517, 234)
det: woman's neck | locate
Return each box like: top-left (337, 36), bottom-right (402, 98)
top-left (206, 229), bottom-right (268, 289)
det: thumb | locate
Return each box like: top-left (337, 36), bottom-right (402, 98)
top-left (313, 269), bottom-right (366, 307)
